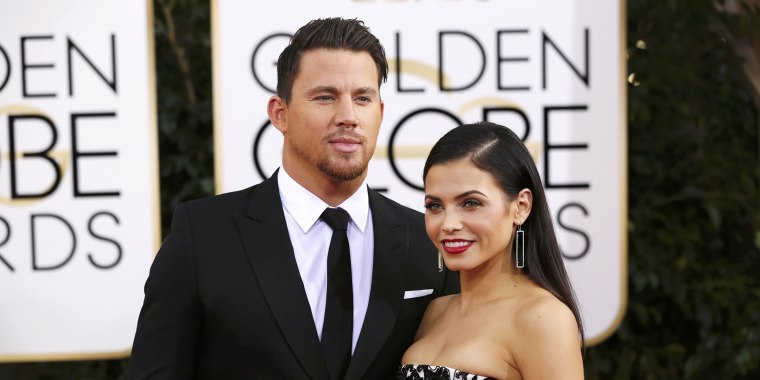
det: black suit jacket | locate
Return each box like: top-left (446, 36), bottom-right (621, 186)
top-left (129, 173), bottom-right (458, 379)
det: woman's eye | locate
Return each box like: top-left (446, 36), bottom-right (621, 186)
top-left (462, 199), bottom-right (481, 208)
top-left (424, 202), bottom-right (442, 211)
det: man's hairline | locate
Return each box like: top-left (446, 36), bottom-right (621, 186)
top-left (282, 47), bottom-right (385, 105)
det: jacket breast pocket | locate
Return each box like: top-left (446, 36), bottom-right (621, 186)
top-left (398, 294), bottom-right (434, 319)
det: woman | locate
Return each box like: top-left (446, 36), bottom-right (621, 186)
top-left (400, 122), bottom-right (584, 380)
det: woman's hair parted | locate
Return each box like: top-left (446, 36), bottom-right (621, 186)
top-left (423, 121), bottom-right (585, 350)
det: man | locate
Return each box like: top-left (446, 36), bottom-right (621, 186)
top-left (129, 18), bottom-right (458, 380)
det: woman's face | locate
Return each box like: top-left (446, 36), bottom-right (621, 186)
top-left (424, 158), bottom-right (522, 272)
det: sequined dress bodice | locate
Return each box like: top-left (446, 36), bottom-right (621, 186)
top-left (398, 364), bottom-right (496, 380)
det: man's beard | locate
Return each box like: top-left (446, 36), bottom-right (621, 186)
top-left (318, 154), bottom-right (367, 181)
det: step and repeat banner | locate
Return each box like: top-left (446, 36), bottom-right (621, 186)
top-left (0, 1), bottom-right (159, 361)
top-left (0, 0), bottom-right (624, 360)
top-left (214, 0), bottom-right (626, 344)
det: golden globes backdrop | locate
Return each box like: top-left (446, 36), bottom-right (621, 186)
top-left (0, 1), bottom-right (159, 360)
top-left (214, 0), bottom-right (626, 343)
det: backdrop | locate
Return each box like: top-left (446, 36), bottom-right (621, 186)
top-left (213, 0), bottom-right (626, 343)
top-left (0, 0), bottom-right (159, 362)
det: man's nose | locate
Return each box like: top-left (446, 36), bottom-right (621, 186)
top-left (335, 98), bottom-right (358, 128)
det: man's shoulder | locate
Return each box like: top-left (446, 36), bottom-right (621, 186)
top-left (184, 187), bottom-right (247, 208)
top-left (179, 182), bottom-right (270, 217)
top-left (368, 189), bottom-right (424, 222)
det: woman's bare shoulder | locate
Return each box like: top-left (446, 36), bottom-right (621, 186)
top-left (515, 291), bottom-right (576, 329)
top-left (509, 291), bottom-right (583, 379)
top-left (415, 294), bottom-right (456, 338)
top-left (427, 294), bottom-right (456, 313)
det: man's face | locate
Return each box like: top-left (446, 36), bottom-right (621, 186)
top-left (272, 48), bottom-right (384, 182)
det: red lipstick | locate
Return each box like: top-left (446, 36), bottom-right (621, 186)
top-left (441, 239), bottom-right (473, 254)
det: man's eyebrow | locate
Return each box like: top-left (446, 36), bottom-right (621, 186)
top-left (304, 86), bottom-right (378, 98)
top-left (354, 87), bottom-right (378, 96)
top-left (305, 86), bottom-right (339, 95)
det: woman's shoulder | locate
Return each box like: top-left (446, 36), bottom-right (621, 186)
top-left (507, 289), bottom-right (582, 373)
top-left (511, 289), bottom-right (578, 338)
top-left (414, 294), bottom-right (456, 338)
top-left (488, 287), bottom-right (582, 378)
top-left (427, 293), bottom-right (456, 312)
top-left (483, 286), bottom-right (579, 351)
top-left (422, 294), bottom-right (457, 322)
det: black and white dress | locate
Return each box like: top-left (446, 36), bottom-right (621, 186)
top-left (398, 364), bottom-right (496, 380)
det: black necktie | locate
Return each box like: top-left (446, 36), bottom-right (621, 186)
top-left (320, 207), bottom-right (353, 380)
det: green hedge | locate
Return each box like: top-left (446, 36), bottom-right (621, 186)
top-left (1, 0), bottom-right (758, 378)
top-left (586, 0), bottom-right (760, 378)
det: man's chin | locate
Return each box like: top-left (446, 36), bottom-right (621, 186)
top-left (319, 160), bottom-right (367, 182)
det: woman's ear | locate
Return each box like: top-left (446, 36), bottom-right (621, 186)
top-left (515, 188), bottom-right (533, 224)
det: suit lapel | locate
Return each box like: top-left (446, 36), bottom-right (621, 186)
top-left (346, 189), bottom-right (406, 379)
top-left (233, 172), bottom-right (329, 380)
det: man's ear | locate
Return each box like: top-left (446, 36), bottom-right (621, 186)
top-left (267, 96), bottom-right (287, 133)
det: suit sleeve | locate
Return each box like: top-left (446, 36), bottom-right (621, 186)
top-left (129, 203), bottom-right (202, 379)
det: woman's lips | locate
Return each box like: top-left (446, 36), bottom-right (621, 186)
top-left (441, 239), bottom-right (473, 254)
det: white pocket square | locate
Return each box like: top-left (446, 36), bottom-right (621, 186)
top-left (403, 289), bottom-right (434, 299)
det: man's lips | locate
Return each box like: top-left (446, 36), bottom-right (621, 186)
top-left (329, 137), bottom-right (360, 153)
top-left (441, 239), bottom-right (473, 254)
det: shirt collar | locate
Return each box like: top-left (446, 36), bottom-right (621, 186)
top-left (277, 167), bottom-right (369, 234)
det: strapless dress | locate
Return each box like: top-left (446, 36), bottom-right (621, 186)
top-left (398, 364), bottom-right (496, 380)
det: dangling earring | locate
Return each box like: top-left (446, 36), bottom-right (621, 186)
top-left (438, 252), bottom-right (444, 272)
top-left (515, 223), bottom-right (525, 269)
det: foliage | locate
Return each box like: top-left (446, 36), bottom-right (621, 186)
top-left (152, 0), bottom-right (215, 237)
top-left (585, 0), bottom-right (760, 378)
top-left (1, 0), bottom-right (759, 378)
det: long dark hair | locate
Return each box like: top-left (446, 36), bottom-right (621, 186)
top-left (423, 121), bottom-right (585, 349)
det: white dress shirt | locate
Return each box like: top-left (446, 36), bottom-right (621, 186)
top-left (277, 168), bottom-right (374, 353)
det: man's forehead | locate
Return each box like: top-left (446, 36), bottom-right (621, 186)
top-left (293, 48), bottom-right (380, 87)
